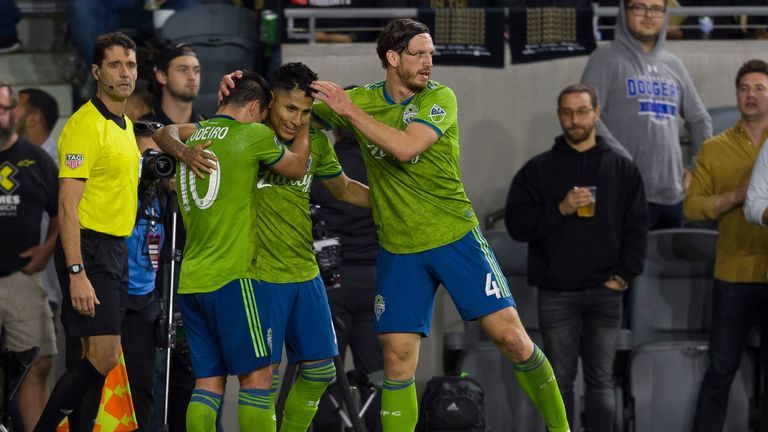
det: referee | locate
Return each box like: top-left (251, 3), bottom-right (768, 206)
top-left (35, 32), bottom-right (140, 432)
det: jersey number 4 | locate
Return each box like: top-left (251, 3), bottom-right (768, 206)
top-left (485, 272), bottom-right (501, 299)
top-left (179, 149), bottom-right (221, 211)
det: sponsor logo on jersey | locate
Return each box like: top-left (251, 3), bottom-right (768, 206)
top-left (64, 153), bottom-right (84, 170)
top-left (0, 162), bottom-right (19, 194)
top-left (17, 159), bottom-right (35, 167)
top-left (428, 104), bottom-right (447, 123)
top-left (446, 402), bottom-right (460, 411)
top-left (403, 104), bottom-right (418, 125)
top-left (256, 178), bottom-right (272, 189)
top-left (374, 295), bottom-right (385, 321)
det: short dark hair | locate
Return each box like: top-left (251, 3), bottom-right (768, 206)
top-left (271, 62), bottom-right (318, 98)
top-left (155, 44), bottom-right (198, 73)
top-left (92, 32), bottom-right (136, 68)
top-left (735, 59), bottom-right (768, 89)
top-left (376, 18), bottom-right (431, 69)
top-left (220, 71), bottom-right (272, 109)
top-left (18, 88), bottom-right (59, 133)
top-left (557, 83), bottom-right (599, 109)
top-left (0, 81), bottom-right (17, 107)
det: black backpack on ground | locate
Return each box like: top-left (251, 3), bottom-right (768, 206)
top-left (417, 374), bottom-right (488, 432)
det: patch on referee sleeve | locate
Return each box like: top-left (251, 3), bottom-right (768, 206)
top-left (64, 154), bottom-right (84, 169)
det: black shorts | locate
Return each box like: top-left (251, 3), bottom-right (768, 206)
top-left (55, 230), bottom-right (128, 337)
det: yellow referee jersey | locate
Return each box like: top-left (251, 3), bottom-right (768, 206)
top-left (58, 98), bottom-right (140, 237)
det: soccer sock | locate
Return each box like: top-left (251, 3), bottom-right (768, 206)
top-left (33, 357), bottom-right (106, 432)
top-left (513, 344), bottom-right (571, 432)
top-left (380, 376), bottom-right (418, 432)
top-left (238, 388), bottom-right (276, 432)
top-left (186, 389), bottom-right (222, 432)
top-left (280, 359), bottom-right (336, 431)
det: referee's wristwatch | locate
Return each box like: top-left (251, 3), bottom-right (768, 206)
top-left (67, 264), bottom-right (85, 275)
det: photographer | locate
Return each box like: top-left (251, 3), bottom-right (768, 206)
top-left (124, 120), bottom-right (174, 430)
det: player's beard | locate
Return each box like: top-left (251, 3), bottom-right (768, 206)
top-left (397, 67), bottom-right (429, 93)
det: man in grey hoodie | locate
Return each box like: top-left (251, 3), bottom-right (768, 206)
top-left (581, 0), bottom-right (712, 230)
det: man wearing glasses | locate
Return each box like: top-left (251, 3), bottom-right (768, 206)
top-left (506, 84), bottom-right (648, 432)
top-left (581, 0), bottom-right (712, 230)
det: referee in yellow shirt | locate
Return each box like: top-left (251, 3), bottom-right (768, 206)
top-left (35, 32), bottom-right (140, 432)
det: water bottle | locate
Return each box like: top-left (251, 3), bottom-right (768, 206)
top-left (698, 16), bottom-right (714, 39)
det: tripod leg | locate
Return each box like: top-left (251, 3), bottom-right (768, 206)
top-left (333, 356), bottom-right (368, 432)
top-left (275, 363), bottom-right (297, 430)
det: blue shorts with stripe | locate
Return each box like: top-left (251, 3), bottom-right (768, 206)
top-left (179, 279), bottom-right (272, 378)
top-left (261, 274), bottom-right (338, 365)
top-left (375, 225), bottom-right (515, 336)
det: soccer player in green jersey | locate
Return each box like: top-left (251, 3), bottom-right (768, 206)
top-left (307, 19), bottom-right (571, 432)
top-left (255, 62), bottom-right (370, 432)
top-left (153, 71), bottom-right (311, 432)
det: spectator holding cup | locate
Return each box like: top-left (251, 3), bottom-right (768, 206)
top-left (505, 83), bottom-right (648, 431)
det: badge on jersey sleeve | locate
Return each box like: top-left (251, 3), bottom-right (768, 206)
top-left (428, 104), bottom-right (447, 123)
top-left (64, 154), bottom-right (84, 170)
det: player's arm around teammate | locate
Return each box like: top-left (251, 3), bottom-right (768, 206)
top-left (154, 120), bottom-right (311, 180)
top-left (320, 174), bottom-right (370, 208)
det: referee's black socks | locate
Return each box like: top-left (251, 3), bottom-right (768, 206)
top-left (34, 357), bottom-right (106, 432)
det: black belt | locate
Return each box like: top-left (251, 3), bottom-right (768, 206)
top-left (81, 229), bottom-right (124, 241)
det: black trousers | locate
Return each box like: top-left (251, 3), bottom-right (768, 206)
top-left (121, 292), bottom-right (160, 431)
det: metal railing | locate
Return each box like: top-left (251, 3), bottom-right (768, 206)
top-left (285, 6), bottom-right (768, 43)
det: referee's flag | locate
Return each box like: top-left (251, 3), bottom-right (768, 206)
top-left (56, 348), bottom-right (138, 431)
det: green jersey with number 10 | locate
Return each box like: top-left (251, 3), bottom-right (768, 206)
top-left (176, 115), bottom-right (286, 294)
top-left (312, 80), bottom-right (478, 254)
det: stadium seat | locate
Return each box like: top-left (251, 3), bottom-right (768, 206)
top-left (162, 4), bottom-right (258, 116)
top-left (627, 341), bottom-right (754, 432)
top-left (630, 228), bottom-right (718, 346)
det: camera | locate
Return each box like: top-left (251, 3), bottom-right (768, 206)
top-left (141, 148), bottom-right (176, 180)
top-left (310, 204), bottom-right (342, 289)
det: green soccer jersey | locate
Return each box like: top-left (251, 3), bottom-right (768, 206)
top-left (176, 115), bottom-right (286, 294)
top-left (253, 128), bottom-right (342, 283)
top-left (312, 80), bottom-right (478, 253)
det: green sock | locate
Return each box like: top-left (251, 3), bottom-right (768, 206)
top-left (186, 389), bottom-right (222, 432)
top-left (513, 344), bottom-right (570, 432)
top-left (381, 376), bottom-right (418, 432)
top-left (280, 359), bottom-right (335, 431)
top-left (239, 388), bottom-right (276, 432)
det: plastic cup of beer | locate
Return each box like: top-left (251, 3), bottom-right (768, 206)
top-left (576, 186), bottom-right (597, 218)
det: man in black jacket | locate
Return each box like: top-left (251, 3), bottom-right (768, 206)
top-left (505, 83), bottom-right (648, 432)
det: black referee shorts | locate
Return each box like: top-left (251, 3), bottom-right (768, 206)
top-left (55, 230), bottom-right (128, 337)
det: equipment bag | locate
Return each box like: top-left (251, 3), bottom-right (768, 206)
top-left (417, 374), bottom-right (488, 432)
